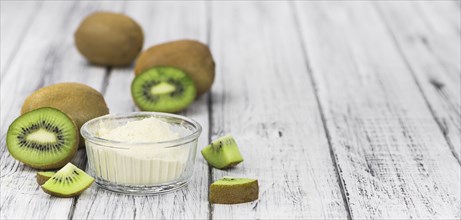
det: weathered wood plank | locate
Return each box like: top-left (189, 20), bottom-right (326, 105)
top-left (72, 2), bottom-right (210, 219)
top-left (295, 1), bottom-right (461, 219)
top-left (0, 2), bottom-right (122, 219)
top-left (0, 1), bottom-right (42, 76)
top-left (376, 1), bottom-right (461, 161)
top-left (209, 2), bottom-right (348, 219)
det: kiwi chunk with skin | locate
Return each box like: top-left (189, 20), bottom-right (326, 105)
top-left (131, 66), bottom-right (196, 113)
top-left (41, 163), bottom-right (94, 198)
top-left (36, 171), bottom-right (56, 185)
top-left (210, 177), bottom-right (259, 204)
top-left (201, 135), bottom-right (244, 169)
top-left (6, 107), bottom-right (79, 169)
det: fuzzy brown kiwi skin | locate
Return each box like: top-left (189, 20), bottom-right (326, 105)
top-left (20, 83), bottom-right (109, 147)
top-left (134, 40), bottom-right (215, 97)
top-left (41, 179), bottom-right (94, 198)
top-left (210, 180), bottom-right (259, 204)
top-left (7, 108), bottom-right (79, 170)
top-left (75, 12), bottom-right (144, 66)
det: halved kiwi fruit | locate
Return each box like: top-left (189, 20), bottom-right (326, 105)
top-left (6, 107), bottom-right (79, 170)
top-left (36, 171), bottom-right (56, 185)
top-left (41, 163), bottom-right (94, 197)
top-left (21, 82), bottom-right (109, 147)
top-left (131, 66), bottom-right (196, 113)
top-left (134, 40), bottom-right (215, 97)
top-left (210, 177), bottom-right (259, 204)
top-left (201, 135), bottom-right (244, 169)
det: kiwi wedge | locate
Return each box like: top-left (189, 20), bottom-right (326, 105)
top-left (36, 171), bottom-right (56, 185)
top-left (201, 135), bottom-right (244, 169)
top-left (6, 107), bottom-right (79, 170)
top-left (210, 177), bottom-right (259, 204)
top-left (41, 163), bottom-right (94, 198)
top-left (131, 66), bottom-right (197, 113)
top-left (134, 40), bottom-right (215, 96)
top-left (21, 82), bottom-right (109, 147)
top-left (75, 12), bottom-right (144, 66)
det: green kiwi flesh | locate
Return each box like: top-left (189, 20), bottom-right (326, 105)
top-left (131, 66), bottom-right (196, 113)
top-left (41, 163), bottom-right (94, 197)
top-left (36, 171), bottom-right (56, 185)
top-left (210, 177), bottom-right (259, 204)
top-left (201, 135), bottom-right (244, 169)
top-left (6, 107), bottom-right (79, 169)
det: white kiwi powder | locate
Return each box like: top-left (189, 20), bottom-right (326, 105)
top-left (86, 117), bottom-right (190, 185)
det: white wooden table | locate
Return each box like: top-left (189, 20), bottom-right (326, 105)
top-left (1, 1), bottom-right (460, 219)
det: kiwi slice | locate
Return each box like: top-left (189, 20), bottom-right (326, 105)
top-left (131, 66), bottom-right (196, 113)
top-left (36, 171), bottom-right (56, 185)
top-left (201, 135), bottom-right (244, 169)
top-left (210, 177), bottom-right (259, 204)
top-left (41, 163), bottom-right (94, 198)
top-left (6, 107), bottom-right (79, 169)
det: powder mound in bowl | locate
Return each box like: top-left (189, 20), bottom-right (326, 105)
top-left (99, 117), bottom-right (179, 142)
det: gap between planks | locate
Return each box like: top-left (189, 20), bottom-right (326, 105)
top-left (290, 2), bottom-right (353, 219)
top-left (205, 1), bottom-right (214, 220)
top-left (67, 67), bottom-right (113, 220)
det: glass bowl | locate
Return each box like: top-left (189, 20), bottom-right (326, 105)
top-left (80, 112), bottom-right (202, 195)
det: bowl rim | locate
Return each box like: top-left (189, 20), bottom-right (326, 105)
top-left (80, 112), bottom-right (202, 148)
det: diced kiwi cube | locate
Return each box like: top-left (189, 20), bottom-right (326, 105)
top-left (201, 135), bottom-right (244, 169)
top-left (210, 177), bottom-right (259, 204)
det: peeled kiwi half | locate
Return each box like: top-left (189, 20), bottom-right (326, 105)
top-left (134, 40), bottom-right (215, 96)
top-left (75, 12), bottom-right (144, 66)
top-left (21, 82), bottom-right (109, 147)
top-left (36, 171), bottom-right (56, 185)
top-left (41, 163), bottom-right (94, 198)
top-left (131, 66), bottom-right (197, 113)
top-left (210, 177), bottom-right (259, 204)
top-left (6, 107), bottom-right (79, 170)
top-left (201, 135), bottom-right (244, 169)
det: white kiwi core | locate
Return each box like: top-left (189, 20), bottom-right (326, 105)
top-left (26, 128), bottom-right (57, 143)
top-left (151, 82), bottom-right (176, 95)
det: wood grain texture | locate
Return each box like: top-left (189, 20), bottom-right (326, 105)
top-left (0, 1), bottom-right (120, 219)
top-left (209, 2), bottom-right (348, 219)
top-left (375, 1), bottom-right (461, 161)
top-left (0, 1), bottom-right (42, 77)
top-left (72, 1), bottom-right (210, 219)
top-left (295, 1), bottom-right (461, 219)
top-left (1, 1), bottom-right (460, 219)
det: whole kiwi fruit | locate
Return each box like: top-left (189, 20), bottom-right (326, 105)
top-left (134, 40), bottom-right (215, 97)
top-left (21, 83), bottom-right (109, 147)
top-left (75, 12), bottom-right (144, 66)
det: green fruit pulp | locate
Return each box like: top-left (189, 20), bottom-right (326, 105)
top-left (38, 171), bottom-right (56, 178)
top-left (213, 177), bottom-right (256, 186)
top-left (201, 134), bottom-right (244, 169)
top-left (151, 82), bottom-right (176, 95)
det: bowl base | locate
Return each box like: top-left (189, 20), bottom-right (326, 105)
top-left (95, 178), bottom-right (189, 195)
